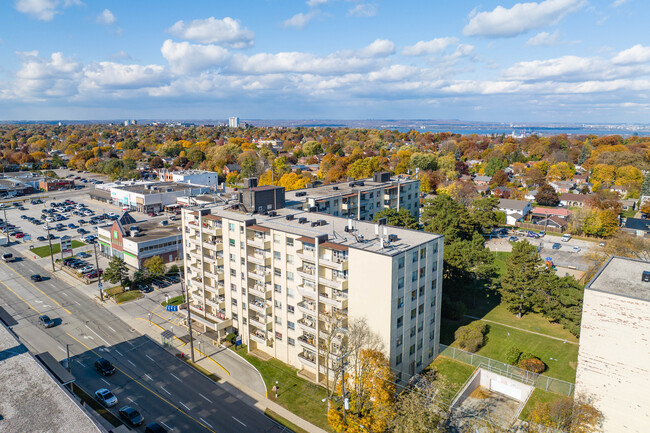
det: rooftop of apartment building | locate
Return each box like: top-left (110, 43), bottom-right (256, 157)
top-left (0, 323), bottom-right (101, 432)
top-left (587, 256), bottom-right (650, 301)
top-left (189, 204), bottom-right (441, 256)
top-left (284, 174), bottom-right (418, 204)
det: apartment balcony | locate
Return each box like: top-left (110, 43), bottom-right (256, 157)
top-left (297, 284), bottom-right (318, 299)
top-left (297, 317), bottom-right (317, 332)
top-left (246, 236), bottom-right (270, 249)
top-left (203, 240), bottom-right (223, 252)
top-left (204, 285), bottom-right (225, 297)
top-left (204, 269), bottom-right (217, 280)
top-left (319, 291), bottom-right (348, 309)
top-left (298, 351), bottom-right (317, 369)
top-left (205, 308), bottom-right (228, 323)
top-left (319, 276), bottom-right (348, 291)
top-left (297, 300), bottom-right (316, 315)
top-left (297, 335), bottom-right (316, 349)
top-left (249, 314), bottom-right (271, 330)
top-left (297, 249), bottom-right (315, 262)
top-left (205, 296), bottom-right (225, 309)
top-left (188, 250), bottom-right (202, 260)
top-left (247, 253), bottom-right (271, 266)
top-left (296, 267), bottom-right (316, 280)
top-left (249, 330), bottom-right (267, 345)
top-left (247, 269), bottom-right (271, 283)
top-left (203, 254), bottom-right (217, 264)
top-left (318, 256), bottom-right (348, 271)
top-left (249, 298), bottom-right (271, 315)
top-left (248, 284), bottom-right (270, 298)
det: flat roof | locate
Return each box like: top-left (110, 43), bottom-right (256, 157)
top-left (0, 323), bottom-right (101, 432)
top-left (99, 217), bottom-right (181, 243)
top-left (190, 204), bottom-right (441, 256)
top-left (284, 176), bottom-right (418, 203)
top-left (587, 256), bottom-right (650, 301)
top-left (117, 182), bottom-right (199, 195)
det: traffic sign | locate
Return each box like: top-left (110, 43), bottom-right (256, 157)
top-left (98, 282), bottom-right (103, 290)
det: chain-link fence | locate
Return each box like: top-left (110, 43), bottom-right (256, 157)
top-left (439, 344), bottom-right (574, 396)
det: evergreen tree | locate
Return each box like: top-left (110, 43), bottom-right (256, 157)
top-left (500, 241), bottom-right (548, 317)
top-left (104, 257), bottom-right (129, 286)
top-left (641, 173), bottom-right (650, 197)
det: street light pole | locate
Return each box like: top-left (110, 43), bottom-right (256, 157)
top-left (45, 224), bottom-right (55, 272)
top-left (92, 241), bottom-right (104, 301)
top-left (2, 206), bottom-right (9, 244)
top-left (183, 280), bottom-right (195, 363)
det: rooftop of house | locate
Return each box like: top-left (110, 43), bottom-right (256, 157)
top-left (623, 217), bottom-right (650, 232)
top-left (560, 193), bottom-right (592, 202)
top-left (531, 207), bottom-right (571, 217)
top-left (587, 256), bottom-right (650, 301)
top-left (0, 323), bottom-right (101, 432)
top-left (498, 199), bottom-right (530, 211)
top-left (187, 204), bottom-right (441, 256)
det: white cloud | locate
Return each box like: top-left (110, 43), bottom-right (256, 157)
top-left (13, 51), bottom-right (81, 98)
top-left (357, 39), bottom-right (394, 58)
top-left (348, 3), bottom-right (378, 17)
top-left (81, 62), bottom-right (169, 90)
top-left (611, 0), bottom-right (629, 7)
top-left (306, 0), bottom-right (328, 6)
top-left (110, 51), bottom-right (132, 61)
top-left (283, 11), bottom-right (319, 28)
top-left (463, 0), bottom-right (586, 38)
top-left (526, 30), bottom-right (560, 46)
top-left (161, 40), bottom-right (230, 74)
top-left (612, 44), bottom-right (650, 65)
top-left (96, 9), bottom-right (115, 25)
top-left (402, 37), bottom-right (459, 56)
top-left (503, 56), bottom-right (598, 81)
top-left (14, 0), bottom-right (82, 21)
top-left (168, 17), bottom-right (254, 49)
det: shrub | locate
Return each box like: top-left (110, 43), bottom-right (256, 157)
top-left (226, 333), bottom-right (237, 344)
top-left (519, 358), bottom-right (546, 374)
top-left (505, 346), bottom-right (522, 365)
top-left (520, 352), bottom-right (538, 361)
top-left (454, 321), bottom-right (488, 353)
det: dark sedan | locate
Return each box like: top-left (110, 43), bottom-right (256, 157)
top-left (119, 406), bottom-right (144, 426)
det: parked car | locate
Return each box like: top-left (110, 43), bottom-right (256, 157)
top-left (561, 234), bottom-right (572, 242)
top-left (119, 406), bottom-right (144, 426)
top-left (508, 236), bottom-right (518, 242)
top-left (572, 246), bottom-right (582, 253)
top-left (37, 236), bottom-right (46, 241)
top-left (95, 388), bottom-right (118, 407)
top-left (30, 274), bottom-right (43, 282)
top-left (145, 422), bottom-right (168, 433)
top-left (76, 251), bottom-right (91, 258)
top-left (95, 357), bottom-right (116, 376)
top-left (39, 314), bottom-right (55, 328)
top-left (538, 231), bottom-right (546, 237)
top-left (14, 233), bottom-right (24, 238)
top-left (84, 269), bottom-right (103, 279)
top-left (552, 243), bottom-right (562, 250)
top-left (78, 266), bottom-right (94, 274)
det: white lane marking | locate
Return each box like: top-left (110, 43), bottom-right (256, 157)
top-left (199, 393), bottom-right (212, 403)
top-left (61, 292), bottom-right (69, 297)
top-left (161, 386), bottom-right (171, 395)
top-left (146, 354), bottom-right (155, 362)
top-left (101, 378), bottom-right (111, 386)
top-left (85, 324), bottom-right (110, 346)
top-left (127, 360), bottom-right (136, 367)
top-left (76, 360), bottom-right (86, 367)
top-left (74, 300), bottom-right (81, 306)
top-left (200, 418), bottom-right (213, 428)
top-left (115, 350), bottom-right (123, 357)
top-left (170, 373), bottom-right (181, 382)
top-left (144, 374), bottom-right (152, 381)
top-left (107, 326), bottom-right (116, 333)
top-left (128, 397), bottom-right (134, 403)
top-left (58, 346), bottom-right (66, 353)
top-left (179, 401), bottom-right (191, 411)
top-left (232, 416), bottom-right (247, 427)
top-left (160, 421), bottom-right (172, 430)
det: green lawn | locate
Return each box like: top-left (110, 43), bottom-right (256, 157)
top-left (519, 388), bottom-right (570, 421)
top-left (426, 356), bottom-right (476, 402)
top-left (481, 304), bottom-right (578, 342)
top-left (32, 240), bottom-right (85, 257)
top-left (265, 409), bottom-right (310, 433)
top-left (162, 295), bottom-right (185, 307)
top-left (230, 345), bottom-right (331, 432)
top-left (492, 251), bottom-right (510, 276)
top-left (115, 290), bottom-right (143, 304)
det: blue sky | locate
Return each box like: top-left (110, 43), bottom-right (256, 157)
top-left (0, 0), bottom-right (649, 122)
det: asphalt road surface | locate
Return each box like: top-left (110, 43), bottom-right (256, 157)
top-left (0, 244), bottom-right (281, 433)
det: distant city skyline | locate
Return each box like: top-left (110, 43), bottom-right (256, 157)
top-left (1, 1), bottom-right (649, 122)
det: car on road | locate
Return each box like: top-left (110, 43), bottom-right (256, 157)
top-left (508, 236), bottom-right (518, 242)
top-left (572, 246), bottom-right (582, 253)
top-left (76, 251), bottom-right (91, 258)
top-left (30, 274), bottom-right (43, 282)
top-left (538, 231), bottom-right (546, 237)
top-left (145, 422), bottom-right (168, 433)
top-left (37, 236), bottom-right (46, 241)
top-left (94, 388), bottom-right (118, 407)
top-left (119, 406), bottom-right (144, 426)
top-left (39, 314), bottom-right (55, 328)
top-left (2, 253), bottom-right (14, 262)
top-left (552, 243), bottom-right (562, 250)
top-left (95, 357), bottom-right (116, 376)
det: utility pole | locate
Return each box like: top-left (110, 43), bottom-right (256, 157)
top-left (341, 359), bottom-right (348, 424)
top-left (2, 206), bottom-right (9, 244)
top-left (93, 241), bottom-right (104, 301)
top-left (184, 280), bottom-right (195, 363)
top-left (66, 344), bottom-right (71, 373)
top-left (45, 224), bottom-right (55, 272)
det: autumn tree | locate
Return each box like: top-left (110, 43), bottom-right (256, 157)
top-left (491, 169), bottom-right (509, 186)
top-left (528, 394), bottom-right (603, 433)
top-left (389, 370), bottom-right (450, 433)
top-left (535, 184), bottom-right (560, 206)
top-left (582, 209), bottom-right (618, 238)
top-left (144, 255), bottom-right (166, 276)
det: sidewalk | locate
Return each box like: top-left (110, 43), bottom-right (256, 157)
top-left (40, 253), bottom-right (329, 433)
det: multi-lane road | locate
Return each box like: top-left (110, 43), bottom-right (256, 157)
top-left (0, 244), bottom-right (281, 432)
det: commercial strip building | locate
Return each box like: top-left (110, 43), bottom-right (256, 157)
top-left (575, 256), bottom-right (650, 432)
top-left (182, 202), bottom-right (443, 383)
top-left (97, 212), bottom-right (182, 269)
top-left (284, 172), bottom-right (421, 221)
top-left (91, 181), bottom-right (209, 213)
top-left (156, 169), bottom-right (221, 188)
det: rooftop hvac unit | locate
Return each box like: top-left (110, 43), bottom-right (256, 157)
top-left (286, 214), bottom-right (295, 221)
top-left (308, 206), bottom-right (317, 212)
top-left (317, 220), bottom-right (327, 226)
top-left (388, 234), bottom-right (398, 242)
top-left (349, 182), bottom-right (356, 187)
top-left (643, 271), bottom-right (650, 282)
top-left (332, 186), bottom-right (339, 190)
top-left (298, 217), bottom-right (308, 224)
top-left (357, 181), bottom-right (365, 186)
top-left (311, 221), bottom-right (319, 227)
top-left (268, 211), bottom-right (277, 217)
top-left (296, 191), bottom-right (307, 197)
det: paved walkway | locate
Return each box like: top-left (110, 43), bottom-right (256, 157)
top-left (465, 315), bottom-right (579, 345)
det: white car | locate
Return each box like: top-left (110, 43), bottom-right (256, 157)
top-left (572, 246), bottom-right (581, 253)
top-left (78, 265), bottom-right (94, 274)
top-left (95, 388), bottom-right (118, 407)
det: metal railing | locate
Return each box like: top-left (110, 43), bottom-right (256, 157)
top-left (439, 344), bottom-right (574, 396)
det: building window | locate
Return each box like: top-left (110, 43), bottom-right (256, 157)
top-left (396, 354), bottom-right (402, 365)
top-left (418, 304), bottom-right (424, 314)
top-left (286, 238), bottom-right (294, 247)
top-left (229, 239), bottom-right (235, 247)
top-left (420, 248), bottom-right (426, 259)
top-left (274, 251), bottom-right (281, 260)
top-left (274, 284), bottom-right (282, 293)
top-left (287, 271), bottom-right (294, 281)
top-left (230, 253), bottom-right (236, 262)
top-left (230, 269), bottom-right (237, 277)
top-left (275, 332), bottom-right (282, 341)
top-left (397, 316), bottom-right (403, 328)
top-left (229, 223), bottom-right (235, 232)
top-left (411, 309), bottom-right (416, 320)
top-left (396, 335), bottom-right (402, 347)
top-left (428, 348), bottom-right (434, 358)
top-left (288, 337), bottom-right (295, 346)
top-left (419, 286), bottom-right (424, 296)
top-left (430, 330), bottom-right (435, 341)
top-left (420, 267), bottom-right (425, 279)
top-left (288, 321), bottom-right (295, 330)
top-left (430, 315), bottom-right (435, 325)
top-left (287, 254), bottom-right (294, 264)
top-left (409, 345), bottom-right (415, 355)
top-left (288, 305), bottom-right (295, 314)
top-left (274, 268), bottom-right (281, 277)
top-left (275, 300), bottom-right (282, 309)
top-left (411, 271), bottom-right (417, 282)
top-left (410, 326), bottom-right (416, 337)
top-left (397, 297), bottom-right (404, 309)
top-left (275, 316), bottom-right (282, 325)
top-left (232, 299), bottom-right (237, 306)
top-left (273, 234), bottom-right (281, 244)
top-left (231, 283), bottom-right (237, 292)
top-left (288, 289), bottom-right (295, 298)
top-left (412, 251), bottom-right (418, 263)
top-left (232, 313), bottom-right (238, 321)
top-left (241, 241), bottom-right (245, 250)
top-left (398, 277), bottom-right (404, 290)
top-left (398, 257), bottom-right (404, 269)
top-left (411, 290), bottom-right (416, 301)
top-left (431, 280), bottom-right (437, 291)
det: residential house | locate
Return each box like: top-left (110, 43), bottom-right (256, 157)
top-left (498, 199), bottom-right (532, 226)
top-left (559, 193), bottom-right (593, 208)
top-left (473, 175), bottom-right (492, 186)
top-left (549, 180), bottom-right (576, 194)
top-left (620, 199), bottom-right (637, 212)
top-left (610, 185), bottom-right (628, 196)
top-left (530, 207), bottom-right (571, 223)
top-left (475, 184), bottom-right (491, 195)
top-left (223, 164), bottom-right (241, 176)
top-left (621, 218), bottom-right (650, 237)
top-left (572, 174), bottom-right (588, 185)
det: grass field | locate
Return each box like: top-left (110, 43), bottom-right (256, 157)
top-left (481, 304), bottom-right (578, 343)
top-left (492, 251), bottom-right (510, 276)
top-left (519, 388), bottom-right (569, 421)
top-left (162, 295), bottom-right (184, 307)
top-left (32, 240), bottom-right (85, 257)
top-left (115, 290), bottom-right (143, 304)
top-left (230, 345), bottom-right (331, 432)
top-left (265, 409), bottom-right (310, 433)
top-left (427, 356), bottom-right (476, 403)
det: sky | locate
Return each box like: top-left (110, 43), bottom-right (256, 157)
top-left (0, 0), bottom-right (649, 123)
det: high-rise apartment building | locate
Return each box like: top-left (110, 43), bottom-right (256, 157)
top-left (182, 205), bottom-right (443, 383)
top-left (285, 172), bottom-right (421, 221)
top-left (229, 117), bottom-right (240, 128)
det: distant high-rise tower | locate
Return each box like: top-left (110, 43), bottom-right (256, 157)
top-left (229, 117), bottom-right (240, 128)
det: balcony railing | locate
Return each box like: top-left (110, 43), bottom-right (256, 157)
top-left (297, 284), bottom-right (317, 299)
top-left (298, 335), bottom-right (316, 348)
top-left (319, 290), bottom-right (349, 308)
top-left (249, 314), bottom-right (269, 329)
top-left (297, 300), bottom-right (316, 314)
top-left (249, 284), bottom-right (270, 298)
top-left (297, 318), bottom-right (316, 331)
top-left (249, 330), bottom-right (267, 345)
top-left (298, 351), bottom-right (317, 368)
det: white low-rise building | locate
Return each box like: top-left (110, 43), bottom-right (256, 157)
top-left (498, 199), bottom-right (532, 226)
